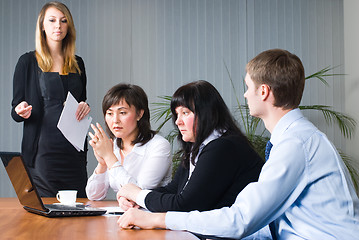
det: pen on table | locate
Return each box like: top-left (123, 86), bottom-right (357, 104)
top-left (107, 212), bottom-right (123, 215)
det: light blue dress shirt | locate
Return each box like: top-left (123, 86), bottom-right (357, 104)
top-left (166, 109), bottom-right (359, 239)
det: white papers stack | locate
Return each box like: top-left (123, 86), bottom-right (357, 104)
top-left (57, 92), bottom-right (92, 151)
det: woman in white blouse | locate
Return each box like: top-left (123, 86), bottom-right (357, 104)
top-left (86, 84), bottom-right (172, 201)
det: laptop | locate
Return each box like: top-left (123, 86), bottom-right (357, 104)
top-left (0, 152), bottom-right (106, 217)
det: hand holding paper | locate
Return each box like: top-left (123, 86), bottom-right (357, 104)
top-left (57, 92), bottom-right (92, 151)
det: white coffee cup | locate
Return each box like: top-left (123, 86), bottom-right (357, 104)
top-left (56, 190), bottom-right (77, 205)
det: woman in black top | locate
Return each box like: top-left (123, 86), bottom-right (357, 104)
top-left (117, 80), bottom-right (264, 212)
top-left (11, 2), bottom-right (90, 197)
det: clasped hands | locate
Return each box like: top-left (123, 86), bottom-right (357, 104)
top-left (89, 123), bottom-right (117, 172)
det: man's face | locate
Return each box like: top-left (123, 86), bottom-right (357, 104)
top-left (244, 73), bottom-right (262, 117)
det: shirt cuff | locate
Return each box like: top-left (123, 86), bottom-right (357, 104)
top-left (136, 189), bottom-right (151, 209)
top-left (91, 169), bottom-right (107, 180)
top-left (108, 161), bottom-right (121, 170)
top-left (108, 161), bottom-right (123, 178)
top-left (165, 211), bottom-right (189, 230)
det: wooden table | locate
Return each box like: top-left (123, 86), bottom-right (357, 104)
top-left (0, 198), bottom-right (199, 240)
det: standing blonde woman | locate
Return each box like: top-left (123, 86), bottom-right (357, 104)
top-left (11, 2), bottom-right (90, 197)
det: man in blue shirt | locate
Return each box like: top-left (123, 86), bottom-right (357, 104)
top-left (118, 49), bottom-right (359, 239)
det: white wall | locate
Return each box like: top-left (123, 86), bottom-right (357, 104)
top-left (344, 0), bottom-right (359, 186)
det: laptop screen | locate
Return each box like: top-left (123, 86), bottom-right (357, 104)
top-left (0, 152), bottom-right (47, 212)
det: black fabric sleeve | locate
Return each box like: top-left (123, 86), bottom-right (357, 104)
top-left (145, 135), bottom-right (263, 212)
top-left (76, 56), bottom-right (87, 102)
top-left (11, 55), bottom-right (28, 122)
top-left (11, 52), bottom-right (44, 167)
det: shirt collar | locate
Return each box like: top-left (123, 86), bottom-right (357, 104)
top-left (188, 129), bottom-right (223, 179)
top-left (192, 129), bottom-right (223, 164)
top-left (270, 108), bottom-right (304, 146)
top-left (202, 129), bottom-right (223, 147)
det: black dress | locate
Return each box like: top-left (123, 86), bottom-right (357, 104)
top-left (33, 71), bottom-right (88, 197)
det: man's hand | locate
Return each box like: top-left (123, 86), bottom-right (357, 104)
top-left (117, 208), bottom-right (166, 229)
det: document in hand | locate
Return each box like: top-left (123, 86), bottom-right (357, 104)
top-left (57, 92), bottom-right (92, 151)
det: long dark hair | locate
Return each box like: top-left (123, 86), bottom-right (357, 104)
top-left (102, 83), bottom-right (155, 149)
top-left (171, 80), bottom-right (247, 168)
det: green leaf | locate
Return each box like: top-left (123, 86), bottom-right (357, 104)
top-left (151, 96), bottom-right (172, 131)
top-left (305, 65), bottom-right (345, 86)
top-left (299, 105), bottom-right (356, 139)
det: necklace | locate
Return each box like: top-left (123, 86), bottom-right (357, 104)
top-left (119, 149), bottom-right (127, 165)
top-left (120, 149), bottom-right (125, 156)
top-left (120, 148), bottom-right (128, 157)
top-left (120, 144), bottom-right (134, 159)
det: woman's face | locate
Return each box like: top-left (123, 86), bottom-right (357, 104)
top-left (105, 100), bottom-right (143, 143)
top-left (43, 7), bottom-right (68, 44)
top-left (175, 106), bottom-right (195, 142)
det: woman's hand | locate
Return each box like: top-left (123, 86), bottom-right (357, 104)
top-left (89, 123), bottom-right (118, 167)
top-left (117, 208), bottom-right (166, 229)
top-left (117, 183), bottom-right (142, 202)
top-left (93, 150), bottom-right (107, 174)
top-left (93, 149), bottom-right (106, 166)
top-left (118, 196), bottom-right (140, 211)
top-left (89, 123), bottom-right (113, 158)
top-left (15, 101), bottom-right (32, 119)
top-left (76, 101), bottom-right (90, 121)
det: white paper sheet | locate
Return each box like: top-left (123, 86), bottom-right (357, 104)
top-left (57, 92), bottom-right (92, 151)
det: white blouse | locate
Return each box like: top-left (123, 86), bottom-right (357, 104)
top-left (86, 134), bottom-right (172, 200)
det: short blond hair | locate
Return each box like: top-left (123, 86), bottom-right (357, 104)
top-left (35, 1), bottom-right (80, 74)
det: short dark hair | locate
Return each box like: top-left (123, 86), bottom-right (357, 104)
top-left (246, 49), bottom-right (305, 109)
top-left (171, 80), bottom-right (247, 168)
top-left (102, 83), bottom-right (155, 148)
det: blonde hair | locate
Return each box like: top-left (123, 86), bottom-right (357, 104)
top-left (35, 1), bottom-right (80, 74)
